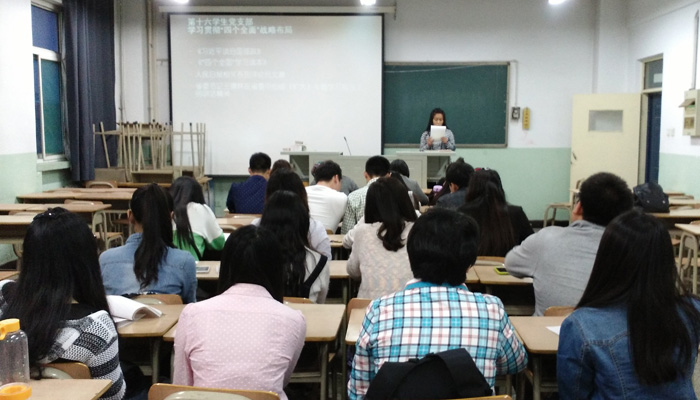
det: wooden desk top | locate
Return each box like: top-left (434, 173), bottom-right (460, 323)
top-left (346, 308), bottom-right (365, 345)
top-left (509, 316), bottom-right (565, 354)
top-left (25, 203), bottom-right (112, 213)
top-left (18, 189), bottom-right (133, 204)
top-left (0, 215), bottom-right (35, 225)
top-left (216, 216), bottom-right (257, 227)
top-left (0, 204), bottom-right (32, 213)
top-left (329, 260), bottom-right (348, 279)
top-left (0, 270), bottom-right (19, 280)
top-left (669, 198), bottom-right (700, 206)
top-left (651, 208), bottom-right (700, 219)
top-left (196, 261), bottom-right (220, 281)
top-left (465, 268), bottom-right (479, 284)
top-left (117, 304), bottom-right (185, 338)
top-left (473, 265), bottom-right (533, 286)
top-left (164, 303), bottom-right (345, 343)
top-left (329, 234), bottom-right (344, 248)
top-left (676, 223), bottom-right (700, 236)
top-left (28, 379), bottom-right (112, 400)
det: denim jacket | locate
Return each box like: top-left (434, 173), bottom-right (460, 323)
top-left (99, 233), bottom-right (197, 303)
top-left (557, 302), bottom-right (700, 399)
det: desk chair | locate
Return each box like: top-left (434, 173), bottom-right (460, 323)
top-left (148, 383), bottom-right (279, 400)
top-left (41, 362), bottom-right (91, 379)
top-left (133, 294), bottom-right (183, 305)
top-left (678, 222), bottom-right (700, 295)
top-left (64, 200), bottom-right (126, 251)
top-left (85, 180), bottom-right (118, 189)
top-left (543, 180), bottom-right (582, 227)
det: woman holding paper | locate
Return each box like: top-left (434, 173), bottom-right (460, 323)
top-left (0, 208), bottom-right (125, 400)
top-left (419, 108), bottom-right (456, 151)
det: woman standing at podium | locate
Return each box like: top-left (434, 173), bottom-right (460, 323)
top-left (419, 107), bottom-right (456, 151)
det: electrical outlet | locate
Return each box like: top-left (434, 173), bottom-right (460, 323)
top-left (511, 107), bottom-right (520, 120)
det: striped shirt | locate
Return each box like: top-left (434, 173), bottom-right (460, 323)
top-left (348, 279), bottom-right (527, 400)
top-left (341, 177), bottom-right (379, 234)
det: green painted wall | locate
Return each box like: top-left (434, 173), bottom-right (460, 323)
top-left (659, 153), bottom-right (700, 198)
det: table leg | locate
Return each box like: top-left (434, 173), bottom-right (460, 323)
top-left (151, 338), bottom-right (161, 384)
top-left (320, 343), bottom-right (328, 400)
top-left (532, 356), bottom-right (541, 400)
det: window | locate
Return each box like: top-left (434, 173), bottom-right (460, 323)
top-left (32, 4), bottom-right (64, 160)
top-left (643, 58), bottom-right (663, 91)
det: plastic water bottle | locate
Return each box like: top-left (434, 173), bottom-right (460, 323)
top-left (0, 318), bottom-right (30, 385)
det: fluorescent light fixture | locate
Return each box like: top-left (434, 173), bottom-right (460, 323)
top-left (549, 0), bottom-right (567, 4)
top-left (361, 0), bottom-right (376, 5)
top-left (173, 0), bottom-right (189, 4)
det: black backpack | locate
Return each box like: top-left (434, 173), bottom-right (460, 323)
top-left (633, 182), bottom-right (669, 213)
top-left (365, 348), bottom-right (492, 400)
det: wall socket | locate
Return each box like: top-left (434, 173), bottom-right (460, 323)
top-left (511, 107), bottom-right (521, 120)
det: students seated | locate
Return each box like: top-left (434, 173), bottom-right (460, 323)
top-left (346, 177), bottom-right (417, 299)
top-left (170, 176), bottom-right (225, 261)
top-left (306, 160), bottom-right (348, 233)
top-left (505, 172), bottom-right (633, 315)
top-left (558, 210), bottom-right (700, 399)
top-left (260, 191), bottom-right (330, 303)
top-left (173, 225), bottom-right (305, 400)
top-left (100, 184), bottom-right (197, 303)
top-left (458, 169), bottom-right (533, 256)
top-left (226, 152), bottom-right (271, 214)
top-left (341, 156), bottom-right (391, 234)
top-left (0, 208), bottom-right (125, 400)
top-left (390, 159), bottom-right (429, 206)
top-left (434, 159), bottom-right (475, 210)
top-left (348, 208), bottom-right (527, 399)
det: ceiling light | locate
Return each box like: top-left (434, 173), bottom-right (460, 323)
top-left (549, 0), bottom-right (567, 4)
top-left (173, 0), bottom-right (189, 4)
top-left (361, 0), bottom-right (376, 5)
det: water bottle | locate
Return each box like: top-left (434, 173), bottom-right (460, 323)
top-left (0, 319), bottom-right (30, 385)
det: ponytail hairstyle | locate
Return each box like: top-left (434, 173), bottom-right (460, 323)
top-left (5, 208), bottom-right (109, 367)
top-left (259, 190), bottom-right (310, 297)
top-left (365, 177), bottom-right (417, 251)
top-left (130, 184), bottom-right (175, 288)
top-left (170, 176), bottom-right (206, 259)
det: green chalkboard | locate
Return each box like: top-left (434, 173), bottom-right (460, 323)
top-left (383, 63), bottom-right (509, 146)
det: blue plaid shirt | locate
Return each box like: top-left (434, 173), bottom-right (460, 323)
top-left (348, 280), bottom-right (528, 399)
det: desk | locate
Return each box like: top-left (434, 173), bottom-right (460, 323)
top-left (216, 215), bottom-right (258, 228)
top-left (118, 304), bottom-right (185, 384)
top-left (510, 316), bottom-right (565, 400)
top-left (27, 379), bottom-right (112, 400)
top-left (0, 270), bottom-right (19, 280)
top-left (25, 203), bottom-right (112, 224)
top-left (18, 189), bottom-right (134, 209)
top-left (651, 208), bottom-right (700, 225)
top-left (670, 198), bottom-right (700, 207)
top-left (473, 265), bottom-right (534, 316)
top-left (0, 215), bottom-right (34, 245)
top-left (396, 150), bottom-right (454, 183)
top-left (345, 307), bottom-right (365, 345)
top-left (195, 260), bottom-right (220, 281)
top-left (0, 204), bottom-right (33, 214)
top-left (330, 260), bottom-right (350, 304)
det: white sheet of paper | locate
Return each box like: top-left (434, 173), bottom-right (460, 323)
top-left (547, 326), bottom-right (561, 335)
top-left (430, 125), bottom-right (446, 140)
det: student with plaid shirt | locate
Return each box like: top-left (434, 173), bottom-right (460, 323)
top-left (348, 208), bottom-right (527, 399)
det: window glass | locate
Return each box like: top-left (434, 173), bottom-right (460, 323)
top-left (41, 59), bottom-right (63, 155)
top-left (31, 6), bottom-right (59, 52)
top-left (33, 57), bottom-right (42, 155)
top-left (644, 59), bottom-right (663, 90)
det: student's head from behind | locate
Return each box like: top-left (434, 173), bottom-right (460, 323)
top-left (445, 160), bottom-right (475, 190)
top-left (426, 108), bottom-right (446, 130)
top-left (365, 177), bottom-right (418, 251)
top-left (249, 152), bottom-right (272, 176)
top-left (170, 176), bottom-right (205, 206)
top-left (390, 159), bottom-right (410, 178)
top-left (364, 155), bottom-right (391, 180)
top-left (265, 168), bottom-right (309, 211)
top-left (260, 190), bottom-right (310, 246)
top-left (218, 225), bottom-right (285, 302)
top-left (578, 172), bottom-right (633, 226)
top-left (407, 208), bottom-right (479, 286)
top-left (312, 160), bottom-right (343, 190)
top-left (270, 159), bottom-right (292, 176)
top-left (465, 169), bottom-right (506, 203)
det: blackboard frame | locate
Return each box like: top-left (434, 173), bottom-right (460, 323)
top-left (383, 62), bottom-right (509, 148)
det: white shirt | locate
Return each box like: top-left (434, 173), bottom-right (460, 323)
top-left (306, 184), bottom-right (348, 232)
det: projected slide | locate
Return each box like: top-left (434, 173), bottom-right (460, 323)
top-left (169, 14), bottom-right (383, 175)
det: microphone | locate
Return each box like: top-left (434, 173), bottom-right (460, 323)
top-left (344, 136), bottom-right (352, 156)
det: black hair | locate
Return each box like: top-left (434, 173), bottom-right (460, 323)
top-left (390, 159), bottom-right (410, 178)
top-left (170, 176), bottom-right (206, 259)
top-left (249, 152), bottom-right (272, 173)
top-left (577, 210), bottom-right (700, 385)
top-left (130, 183), bottom-right (175, 288)
top-left (218, 225), bottom-right (285, 302)
top-left (259, 191), bottom-right (310, 298)
top-left (425, 107), bottom-right (448, 132)
top-left (270, 159), bottom-right (292, 176)
top-left (445, 160), bottom-right (475, 189)
top-left (365, 177), bottom-right (418, 251)
top-left (312, 160), bottom-right (343, 182)
top-left (407, 208), bottom-right (479, 286)
top-left (459, 169), bottom-right (515, 257)
top-left (265, 168), bottom-right (309, 212)
top-left (578, 172), bottom-right (633, 226)
top-left (4, 208), bottom-right (110, 367)
top-left (365, 156), bottom-right (391, 178)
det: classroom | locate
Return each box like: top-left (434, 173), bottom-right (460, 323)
top-left (1, 0), bottom-right (700, 398)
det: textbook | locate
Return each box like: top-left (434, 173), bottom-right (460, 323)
top-left (107, 295), bottom-right (163, 328)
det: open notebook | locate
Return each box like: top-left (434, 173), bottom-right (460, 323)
top-left (107, 295), bottom-right (163, 328)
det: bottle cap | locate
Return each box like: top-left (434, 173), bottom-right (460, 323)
top-left (0, 383), bottom-right (31, 400)
top-left (0, 319), bottom-right (20, 340)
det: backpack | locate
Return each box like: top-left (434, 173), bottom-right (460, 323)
top-left (364, 348), bottom-right (492, 400)
top-left (633, 182), bottom-right (669, 213)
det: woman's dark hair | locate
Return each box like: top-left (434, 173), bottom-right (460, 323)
top-left (4, 208), bottom-right (109, 367)
top-left (425, 107), bottom-right (447, 132)
top-left (365, 177), bottom-right (418, 251)
top-left (270, 159), bottom-right (292, 176)
top-left (459, 169), bottom-right (515, 257)
top-left (170, 176), bottom-right (206, 259)
top-left (577, 210), bottom-right (700, 385)
top-left (130, 183), bottom-right (175, 288)
top-left (218, 225), bottom-right (285, 302)
top-left (265, 168), bottom-right (309, 212)
top-left (259, 190), bottom-right (310, 297)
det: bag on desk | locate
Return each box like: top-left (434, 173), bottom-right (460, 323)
top-left (364, 348), bottom-right (492, 400)
top-left (633, 182), bottom-right (669, 213)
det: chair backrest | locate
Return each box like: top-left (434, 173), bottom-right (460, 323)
top-left (148, 384), bottom-right (279, 400)
top-left (133, 294), bottom-right (183, 305)
top-left (347, 298), bottom-right (371, 319)
top-left (543, 306), bottom-right (575, 317)
top-left (86, 180), bottom-right (118, 188)
top-left (283, 297), bottom-right (313, 304)
top-left (41, 362), bottom-right (91, 379)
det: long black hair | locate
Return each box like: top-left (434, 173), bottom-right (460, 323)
top-left (170, 176), bottom-right (206, 259)
top-left (265, 168), bottom-right (309, 212)
top-left (365, 177), bottom-right (417, 251)
top-left (424, 107), bottom-right (448, 132)
top-left (130, 184), bottom-right (175, 288)
top-left (218, 225), bottom-right (285, 302)
top-left (577, 210), bottom-right (700, 385)
top-left (259, 190), bottom-right (310, 297)
top-left (4, 208), bottom-right (110, 367)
